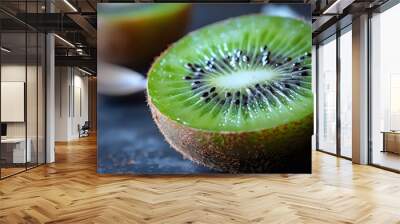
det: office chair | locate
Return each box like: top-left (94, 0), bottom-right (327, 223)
top-left (79, 121), bottom-right (90, 138)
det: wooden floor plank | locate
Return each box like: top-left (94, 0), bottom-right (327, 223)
top-left (0, 135), bottom-right (400, 223)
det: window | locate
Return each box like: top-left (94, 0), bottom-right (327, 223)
top-left (370, 3), bottom-right (400, 171)
top-left (317, 35), bottom-right (337, 154)
top-left (339, 27), bottom-right (352, 158)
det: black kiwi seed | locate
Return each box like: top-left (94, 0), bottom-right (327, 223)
top-left (185, 63), bottom-right (193, 69)
top-left (186, 63), bottom-right (201, 72)
top-left (292, 67), bottom-right (300, 72)
top-left (182, 45), bottom-right (311, 110)
top-left (210, 87), bottom-right (216, 93)
top-left (243, 97), bottom-right (248, 105)
top-left (194, 71), bottom-right (203, 76)
top-left (300, 71), bottom-right (308, 76)
top-left (261, 55), bottom-right (269, 65)
top-left (284, 57), bottom-right (291, 63)
top-left (260, 45), bottom-right (268, 52)
top-left (207, 64), bottom-right (216, 71)
top-left (196, 68), bottom-right (205, 73)
top-left (222, 58), bottom-right (230, 64)
top-left (292, 62), bottom-right (301, 67)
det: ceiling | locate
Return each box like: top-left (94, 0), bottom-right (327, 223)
top-left (0, 0), bottom-right (392, 74)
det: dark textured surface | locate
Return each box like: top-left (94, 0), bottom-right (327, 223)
top-left (98, 92), bottom-right (217, 174)
top-left (97, 4), bottom-right (311, 174)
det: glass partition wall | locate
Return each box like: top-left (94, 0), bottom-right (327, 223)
top-left (0, 4), bottom-right (46, 179)
top-left (370, 3), bottom-right (400, 171)
top-left (339, 27), bottom-right (352, 159)
top-left (315, 0), bottom-right (400, 172)
top-left (317, 35), bottom-right (337, 155)
top-left (316, 25), bottom-right (352, 159)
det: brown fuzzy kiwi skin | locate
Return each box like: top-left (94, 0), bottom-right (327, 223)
top-left (147, 93), bottom-right (313, 173)
top-left (98, 4), bottom-right (192, 69)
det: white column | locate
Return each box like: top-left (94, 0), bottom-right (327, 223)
top-left (45, 0), bottom-right (56, 163)
top-left (352, 14), bottom-right (369, 164)
top-left (46, 33), bottom-right (55, 163)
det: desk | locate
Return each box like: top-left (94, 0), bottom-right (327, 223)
top-left (1, 138), bottom-right (31, 163)
top-left (382, 131), bottom-right (400, 154)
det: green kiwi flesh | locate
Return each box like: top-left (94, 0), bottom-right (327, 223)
top-left (147, 15), bottom-right (313, 172)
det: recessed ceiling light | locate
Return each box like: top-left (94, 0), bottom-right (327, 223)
top-left (78, 67), bottom-right (92, 76)
top-left (54, 34), bottom-right (75, 48)
top-left (322, 0), bottom-right (355, 15)
top-left (1, 47), bottom-right (11, 53)
top-left (63, 0), bottom-right (78, 12)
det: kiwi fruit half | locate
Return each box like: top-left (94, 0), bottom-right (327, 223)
top-left (147, 15), bottom-right (313, 173)
top-left (98, 3), bottom-right (191, 69)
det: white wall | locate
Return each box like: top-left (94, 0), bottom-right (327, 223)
top-left (54, 67), bottom-right (89, 141)
top-left (1, 65), bottom-right (39, 138)
top-left (72, 73), bottom-right (89, 138)
top-left (1, 63), bottom-right (46, 164)
top-left (55, 66), bottom-right (70, 141)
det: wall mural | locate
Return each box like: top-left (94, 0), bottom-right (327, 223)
top-left (97, 3), bottom-right (312, 174)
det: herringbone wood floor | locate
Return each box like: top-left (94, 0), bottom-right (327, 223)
top-left (1, 135), bottom-right (400, 224)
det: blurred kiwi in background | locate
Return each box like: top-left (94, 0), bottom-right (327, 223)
top-left (98, 3), bottom-right (192, 70)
